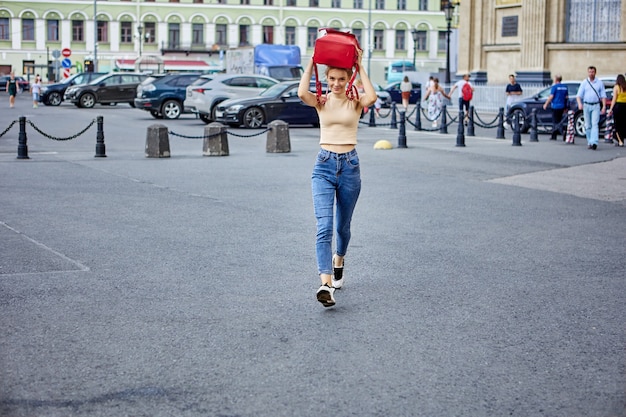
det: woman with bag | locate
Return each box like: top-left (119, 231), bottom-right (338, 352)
top-left (298, 47), bottom-right (377, 308)
top-left (608, 74), bottom-right (626, 147)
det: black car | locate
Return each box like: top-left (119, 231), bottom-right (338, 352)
top-left (0, 75), bottom-right (30, 93)
top-left (384, 80), bottom-right (421, 104)
top-left (40, 72), bottom-right (107, 106)
top-left (64, 73), bottom-right (148, 108)
top-left (215, 81), bottom-right (320, 128)
top-left (134, 72), bottom-right (202, 119)
top-left (507, 78), bottom-right (615, 137)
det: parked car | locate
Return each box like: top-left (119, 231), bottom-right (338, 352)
top-left (0, 75), bottom-right (30, 93)
top-left (39, 72), bottom-right (107, 106)
top-left (372, 83), bottom-right (392, 108)
top-left (135, 72), bottom-right (202, 119)
top-left (184, 74), bottom-right (279, 124)
top-left (507, 78), bottom-right (615, 137)
top-left (384, 80), bottom-right (421, 104)
top-left (64, 72), bottom-right (148, 108)
top-left (215, 81), bottom-right (323, 128)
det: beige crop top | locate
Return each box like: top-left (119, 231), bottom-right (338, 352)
top-left (317, 95), bottom-right (360, 145)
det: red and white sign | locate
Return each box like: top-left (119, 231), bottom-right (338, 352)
top-left (61, 48), bottom-right (72, 57)
top-left (63, 68), bottom-right (71, 78)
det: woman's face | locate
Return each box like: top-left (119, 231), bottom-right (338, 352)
top-left (327, 68), bottom-right (349, 94)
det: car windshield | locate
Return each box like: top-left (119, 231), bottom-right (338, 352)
top-left (259, 83), bottom-right (291, 97)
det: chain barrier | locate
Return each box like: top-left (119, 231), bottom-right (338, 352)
top-left (26, 118), bottom-right (97, 141)
top-left (169, 127), bottom-right (271, 140)
top-left (473, 110), bottom-right (500, 129)
top-left (0, 120), bottom-right (18, 139)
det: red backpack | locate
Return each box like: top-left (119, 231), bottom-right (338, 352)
top-left (312, 28), bottom-right (360, 103)
top-left (462, 82), bottom-right (473, 101)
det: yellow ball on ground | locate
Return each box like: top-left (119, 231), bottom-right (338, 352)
top-left (373, 140), bottom-right (393, 150)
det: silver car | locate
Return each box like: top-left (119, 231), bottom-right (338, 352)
top-left (184, 74), bottom-right (278, 124)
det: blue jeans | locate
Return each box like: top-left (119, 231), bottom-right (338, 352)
top-left (583, 103), bottom-right (601, 146)
top-left (311, 148), bottom-right (361, 276)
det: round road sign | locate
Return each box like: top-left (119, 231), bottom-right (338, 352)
top-left (51, 49), bottom-right (61, 59)
top-left (62, 48), bottom-right (72, 57)
top-left (61, 58), bottom-right (72, 69)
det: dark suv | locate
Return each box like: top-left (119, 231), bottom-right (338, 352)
top-left (40, 72), bottom-right (107, 106)
top-left (64, 73), bottom-right (148, 108)
top-left (134, 73), bottom-right (201, 119)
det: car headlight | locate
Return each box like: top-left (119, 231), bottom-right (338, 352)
top-left (226, 104), bottom-right (245, 113)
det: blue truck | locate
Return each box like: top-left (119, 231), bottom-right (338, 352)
top-left (226, 44), bottom-right (303, 81)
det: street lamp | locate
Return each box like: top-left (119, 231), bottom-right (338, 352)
top-left (444, 1), bottom-right (457, 85)
top-left (411, 28), bottom-right (418, 69)
top-left (137, 25), bottom-right (144, 57)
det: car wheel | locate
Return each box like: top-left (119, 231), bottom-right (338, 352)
top-left (79, 93), bottom-right (96, 108)
top-left (150, 110), bottom-right (163, 119)
top-left (48, 92), bottom-right (62, 106)
top-left (161, 100), bottom-right (182, 120)
top-left (574, 112), bottom-right (586, 137)
top-left (199, 114), bottom-right (211, 124)
top-left (243, 107), bottom-right (265, 128)
top-left (511, 109), bottom-right (529, 133)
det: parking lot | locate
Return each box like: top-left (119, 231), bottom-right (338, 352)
top-left (1, 93), bottom-right (625, 417)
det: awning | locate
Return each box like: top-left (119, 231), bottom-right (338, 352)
top-left (114, 59), bottom-right (221, 72)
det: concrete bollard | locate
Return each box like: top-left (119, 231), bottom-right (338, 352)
top-left (145, 124), bottom-right (171, 158)
top-left (266, 120), bottom-right (291, 153)
top-left (203, 122), bottom-right (229, 156)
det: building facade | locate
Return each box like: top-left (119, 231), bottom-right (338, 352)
top-left (458, 0), bottom-right (626, 84)
top-left (0, 0), bottom-right (458, 85)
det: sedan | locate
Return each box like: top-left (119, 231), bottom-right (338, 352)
top-left (507, 78), bottom-right (615, 137)
top-left (215, 81), bottom-right (320, 128)
top-left (384, 80), bottom-right (421, 105)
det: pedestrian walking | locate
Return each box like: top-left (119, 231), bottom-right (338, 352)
top-left (608, 73), bottom-right (626, 147)
top-left (543, 75), bottom-right (569, 140)
top-left (449, 73), bottom-right (474, 124)
top-left (423, 77), bottom-right (450, 128)
top-left (6, 71), bottom-right (17, 108)
top-left (575, 66), bottom-right (607, 150)
top-left (400, 75), bottom-right (412, 110)
top-left (32, 74), bottom-right (42, 108)
top-left (298, 49), bottom-right (377, 308)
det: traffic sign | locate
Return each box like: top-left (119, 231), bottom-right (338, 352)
top-left (51, 49), bottom-right (61, 59)
top-left (63, 68), bottom-right (71, 78)
top-left (61, 58), bottom-right (72, 69)
top-left (62, 48), bottom-right (72, 57)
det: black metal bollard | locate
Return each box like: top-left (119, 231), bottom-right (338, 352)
top-left (414, 101), bottom-right (422, 131)
top-left (456, 109), bottom-right (466, 147)
top-left (17, 116), bottom-right (29, 160)
top-left (529, 109), bottom-right (539, 142)
top-left (390, 102), bottom-right (397, 129)
top-left (466, 106), bottom-right (475, 136)
top-left (512, 112), bottom-right (522, 146)
top-left (368, 106), bottom-right (376, 127)
top-left (397, 110), bottom-right (407, 148)
top-left (95, 115), bottom-right (106, 157)
top-left (439, 105), bottom-right (448, 134)
top-left (496, 107), bottom-right (506, 139)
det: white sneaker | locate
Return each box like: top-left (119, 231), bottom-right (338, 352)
top-left (332, 255), bottom-right (344, 289)
top-left (316, 285), bottom-right (335, 307)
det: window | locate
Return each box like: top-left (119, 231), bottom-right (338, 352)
top-left (307, 27), bottom-right (318, 48)
top-left (395, 29), bottom-right (405, 50)
top-left (264, 0), bottom-right (273, 4)
top-left (239, 25), bottom-right (249, 46)
top-left (310, 0), bottom-right (319, 6)
top-left (375, 0), bottom-right (384, 9)
top-left (286, 0), bottom-right (296, 4)
top-left (332, 0), bottom-right (341, 7)
top-left (168, 23), bottom-right (180, 48)
top-left (263, 25), bottom-right (274, 44)
top-left (192, 23), bottom-right (204, 45)
top-left (47, 19), bottom-right (59, 41)
top-left (240, 0), bottom-right (250, 4)
top-left (353, 0), bottom-right (363, 7)
top-left (216, 24), bottom-right (227, 45)
top-left (0, 18), bottom-right (8, 40)
top-left (21, 19), bottom-right (34, 41)
top-left (415, 30), bottom-right (426, 51)
top-left (397, 0), bottom-right (406, 10)
top-left (144, 22), bottom-right (156, 43)
top-left (418, 0), bottom-right (428, 10)
top-left (120, 22), bottom-right (132, 43)
top-left (193, 0), bottom-right (203, 3)
top-left (285, 26), bottom-right (296, 45)
top-left (566, 0), bottom-right (620, 42)
top-left (373, 29), bottom-right (384, 50)
top-left (438, 31), bottom-right (446, 51)
top-left (97, 21), bottom-right (108, 43)
top-left (352, 28), bottom-right (362, 46)
top-left (72, 20), bottom-right (84, 42)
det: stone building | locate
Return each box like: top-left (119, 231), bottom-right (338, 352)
top-left (457, 0), bottom-right (625, 84)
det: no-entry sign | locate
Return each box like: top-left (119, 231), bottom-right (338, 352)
top-left (61, 48), bottom-right (72, 57)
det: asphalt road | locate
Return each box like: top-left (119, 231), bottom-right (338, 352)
top-left (1, 93), bottom-right (625, 417)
